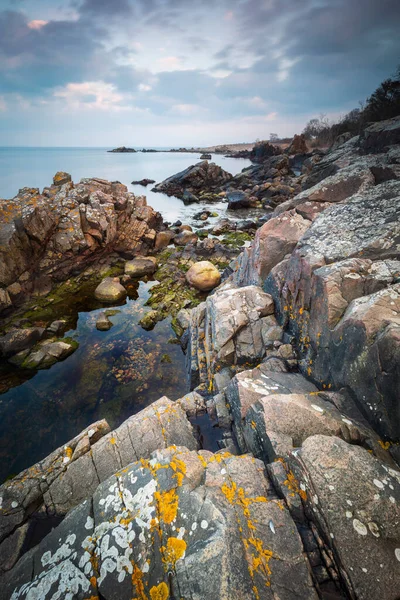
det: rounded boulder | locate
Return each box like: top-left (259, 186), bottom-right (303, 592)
top-left (94, 277), bottom-right (127, 303)
top-left (186, 261), bottom-right (221, 292)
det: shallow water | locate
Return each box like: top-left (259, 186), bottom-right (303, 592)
top-left (0, 281), bottom-right (189, 482)
top-left (0, 147), bottom-right (251, 223)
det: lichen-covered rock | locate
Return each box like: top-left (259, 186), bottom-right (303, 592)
top-left (360, 114), bottom-right (400, 153)
top-left (266, 181), bottom-right (400, 440)
top-left (0, 397), bottom-right (197, 575)
top-left (243, 390), bottom-right (393, 465)
top-left (226, 365), bottom-right (318, 451)
top-left (186, 260), bottom-right (221, 291)
top-left (0, 447), bottom-right (317, 600)
top-left (174, 229), bottom-right (198, 246)
top-left (94, 277), bottom-right (127, 303)
top-left (124, 256), bottom-right (157, 278)
top-left (288, 435), bottom-right (400, 600)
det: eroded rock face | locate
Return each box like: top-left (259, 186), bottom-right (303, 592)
top-left (1, 447), bottom-right (317, 600)
top-left (288, 435), bottom-right (400, 600)
top-left (186, 285), bottom-right (278, 387)
top-left (234, 210), bottom-right (310, 286)
top-left (153, 160), bottom-right (233, 200)
top-left (0, 397), bottom-right (197, 575)
top-left (266, 181), bottom-right (400, 439)
top-left (0, 175), bottom-right (162, 315)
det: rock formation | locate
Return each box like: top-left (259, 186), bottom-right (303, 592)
top-left (0, 174), bottom-right (163, 315)
top-left (1, 116), bottom-right (400, 600)
top-left (153, 160), bottom-right (233, 201)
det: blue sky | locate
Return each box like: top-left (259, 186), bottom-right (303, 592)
top-left (0, 0), bottom-right (399, 146)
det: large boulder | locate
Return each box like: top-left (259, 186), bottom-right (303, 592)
top-left (0, 447), bottom-right (318, 600)
top-left (288, 435), bottom-right (400, 600)
top-left (186, 261), bottom-right (221, 291)
top-left (243, 389), bottom-right (393, 465)
top-left (360, 115), bottom-right (400, 153)
top-left (94, 277), bottom-right (127, 303)
top-left (286, 134), bottom-right (308, 155)
top-left (153, 161), bottom-right (233, 200)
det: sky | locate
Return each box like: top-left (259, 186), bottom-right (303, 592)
top-left (0, 0), bottom-right (399, 146)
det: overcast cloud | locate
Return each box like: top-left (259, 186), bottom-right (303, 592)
top-left (0, 0), bottom-right (399, 146)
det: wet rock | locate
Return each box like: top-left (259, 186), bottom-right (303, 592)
top-left (139, 309), bottom-right (158, 330)
top-left (1, 447), bottom-right (317, 600)
top-left (186, 261), bottom-right (221, 291)
top-left (155, 230), bottom-right (175, 250)
top-left (176, 391), bottom-right (207, 416)
top-left (124, 255), bottom-right (157, 278)
top-left (94, 277), bottom-right (127, 303)
top-left (212, 218), bottom-right (236, 234)
top-left (173, 230), bottom-right (198, 245)
top-left (96, 312), bottom-right (113, 331)
top-left (46, 320), bottom-right (67, 336)
top-left (131, 178), bottom-right (155, 186)
top-left (227, 190), bottom-right (252, 209)
top-left (21, 338), bottom-right (79, 369)
top-left (0, 327), bottom-right (45, 358)
top-left (153, 160), bottom-right (233, 200)
top-left (289, 435), bottom-right (400, 600)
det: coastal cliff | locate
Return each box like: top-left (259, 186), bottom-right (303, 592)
top-left (0, 116), bottom-right (399, 600)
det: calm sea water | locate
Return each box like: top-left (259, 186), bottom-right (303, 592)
top-left (0, 147), bottom-right (251, 222)
top-left (0, 148), bottom-right (251, 481)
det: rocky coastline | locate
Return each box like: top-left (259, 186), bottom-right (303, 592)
top-left (0, 116), bottom-right (400, 599)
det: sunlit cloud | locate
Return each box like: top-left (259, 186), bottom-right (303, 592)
top-left (53, 81), bottom-right (131, 111)
top-left (138, 83), bottom-right (152, 92)
top-left (27, 19), bottom-right (48, 30)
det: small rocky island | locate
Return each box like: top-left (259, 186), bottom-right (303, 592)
top-left (0, 116), bottom-right (400, 600)
top-left (108, 146), bottom-right (137, 153)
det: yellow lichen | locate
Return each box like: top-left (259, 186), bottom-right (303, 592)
top-left (154, 488), bottom-right (179, 524)
top-left (149, 582), bottom-right (169, 600)
top-left (161, 537), bottom-right (187, 569)
top-left (221, 481), bottom-right (237, 504)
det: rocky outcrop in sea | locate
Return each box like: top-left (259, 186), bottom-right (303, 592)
top-left (0, 116), bottom-right (399, 599)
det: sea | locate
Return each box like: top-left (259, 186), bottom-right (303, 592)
top-left (0, 146), bottom-right (250, 222)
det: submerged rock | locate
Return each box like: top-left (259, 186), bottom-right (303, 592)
top-left (94, 277), bottom-right (127, 303)
top-left (95, 312), bottom-right (113, 331)
top-left (20, 338), bottom-right (79, 369)
top-left (186, 261), bottom-right (221, 291)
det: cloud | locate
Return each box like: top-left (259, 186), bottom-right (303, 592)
top-left (0, 96), bottom-right (6, 111)
top-left (138, 83), bottom-right (152, 92)
top-left (53, 81), bottom-right (131, 111)
top-left (171, 103), bottom-right (202, 115)
top-left (27, 20), bottom-right (48, 30)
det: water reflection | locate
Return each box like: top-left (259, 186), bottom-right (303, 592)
top-left (0, 281), bottom-right (189, 483)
